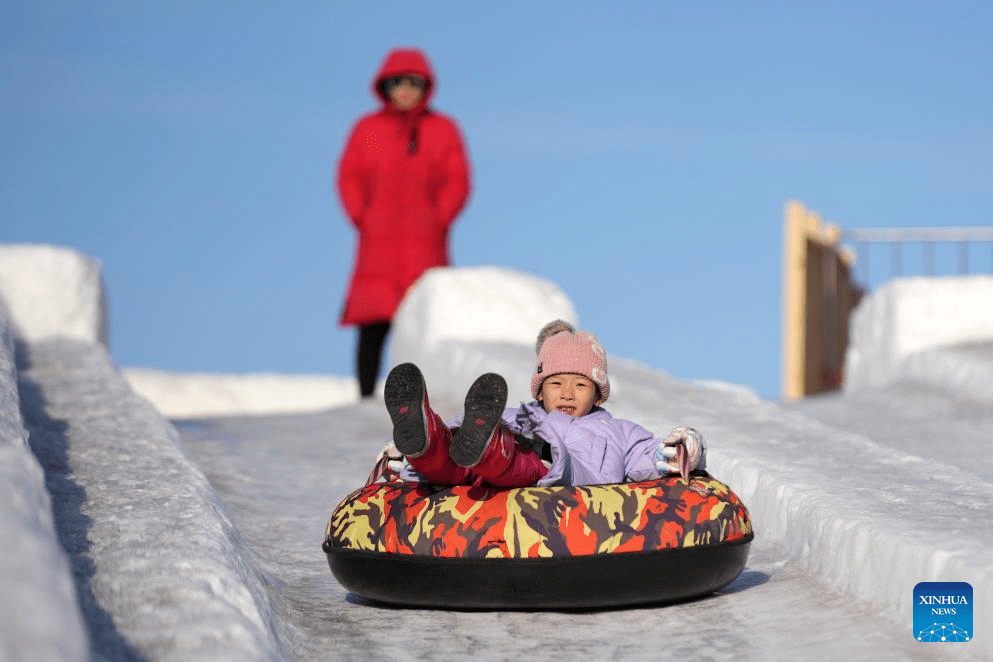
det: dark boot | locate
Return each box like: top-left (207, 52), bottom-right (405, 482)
top-left (449, 373), bottom-right (509, 467)
top-left (450, 373), bottom-right (548, 487)
top-left (384, 363), bottom-right (471, 484)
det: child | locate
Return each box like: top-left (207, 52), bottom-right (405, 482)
top-left (376, 320), bottom-right (706, 487)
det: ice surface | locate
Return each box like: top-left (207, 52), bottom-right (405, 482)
top-left (1, 245), bottom-right (992, 660)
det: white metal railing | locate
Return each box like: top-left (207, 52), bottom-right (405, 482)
top-left (842, 226), bottom-right (993, 282)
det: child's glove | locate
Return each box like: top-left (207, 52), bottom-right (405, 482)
top-left (654, 426), bottom-right (707, 478)
top-left (365, 443), bottom-right (407, 486)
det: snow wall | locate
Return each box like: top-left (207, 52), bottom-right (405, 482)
top-left (2, 244), bottom-right (991, 660)
top-left (0, 246), bottom-right (286, 661)
top-left (845, 275), bottom-right (993, 402)
top-left (0, 298), bottom-right (90, 661)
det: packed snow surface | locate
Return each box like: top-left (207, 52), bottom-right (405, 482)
top-left (1, 245), bottom-right (991, 661)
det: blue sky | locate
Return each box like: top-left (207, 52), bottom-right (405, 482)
top-left (3, 1), bottom-right (991, 399)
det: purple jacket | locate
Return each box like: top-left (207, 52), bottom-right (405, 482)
top-left (439, 401), bottom-right (662, 487)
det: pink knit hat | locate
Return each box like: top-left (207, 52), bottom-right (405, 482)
top-left (530, 320), bottom-right (610, 404)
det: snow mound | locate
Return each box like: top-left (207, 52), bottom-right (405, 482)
top-left (0, 244), bottom-right (108, 345)
top-left (390, 266), bottom-right (578, 406)
top-left (845, 275), bottom-right (993, 398)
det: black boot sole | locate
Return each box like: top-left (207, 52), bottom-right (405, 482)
top-left (450, 373), bottom-right (508, 467)
top-left (384, 363), bottom-right (428, 457)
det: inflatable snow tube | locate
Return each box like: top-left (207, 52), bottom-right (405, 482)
top-left (323, 474), bottom-right (753, 609)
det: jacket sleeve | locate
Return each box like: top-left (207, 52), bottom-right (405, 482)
top-left (621, 421), bottom-right (664, 483)
top-left (336, 120), bottom-right (369, 228)
top-left (434, 120), bottom-right (471, 228)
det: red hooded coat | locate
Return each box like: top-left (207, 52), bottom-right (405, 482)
top-left (337, 48), bottom-right (471, 327)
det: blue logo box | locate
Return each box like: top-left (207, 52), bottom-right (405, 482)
top-left (914, 582), bottom-right (972, 643)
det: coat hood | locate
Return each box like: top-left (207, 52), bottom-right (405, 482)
top-left (372, 47), bottom-right (436, 110)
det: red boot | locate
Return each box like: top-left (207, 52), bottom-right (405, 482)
top-left (450, 373), bottom-right (548, 487)
top-left (384, 363), bottom-right (471, 485)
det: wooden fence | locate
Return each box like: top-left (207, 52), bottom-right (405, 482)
top-left (781, 201), bottom-right (863, 399)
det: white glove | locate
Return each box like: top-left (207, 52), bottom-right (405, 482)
top-left (365, 443), bottom-right (407, 485)
top-left (654, 426), bottom-right (707, 478)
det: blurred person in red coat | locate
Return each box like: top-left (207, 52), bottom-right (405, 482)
top-left (337, 47), bottom-right (471, 398)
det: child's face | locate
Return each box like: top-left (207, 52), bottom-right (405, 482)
top-left (539, 373), bottom-right (598, 417)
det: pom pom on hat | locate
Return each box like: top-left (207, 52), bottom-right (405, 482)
top-left (535, 319), bottom-right (576, 353)
top-left (531, 320), bottom-right (610, 403)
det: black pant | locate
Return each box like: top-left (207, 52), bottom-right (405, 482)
top-left (357, 322), bottom-right (391, 397)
